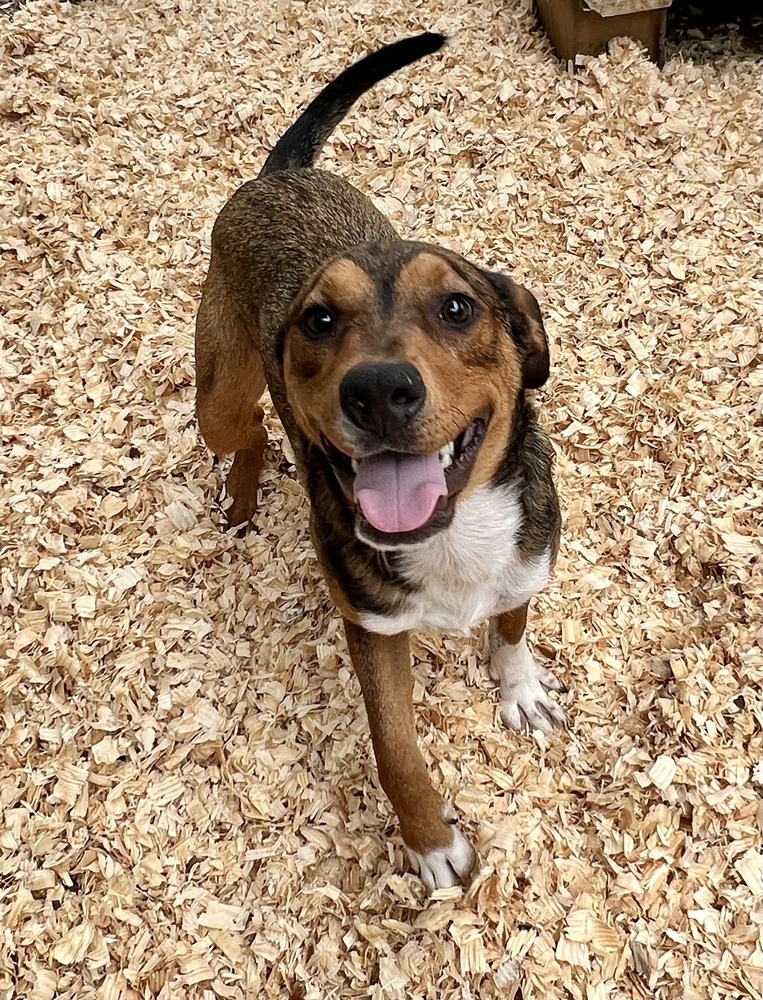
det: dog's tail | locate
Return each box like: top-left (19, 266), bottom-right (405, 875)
top-left (260, 32), bottom-right (447, 176)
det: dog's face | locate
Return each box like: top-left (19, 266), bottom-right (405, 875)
top-left (280, 242), bottom-right (549, 548)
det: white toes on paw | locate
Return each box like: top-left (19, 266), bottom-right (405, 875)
top-left (536, 662), bottom-right (565, 693)
top-left (491, 635), bottom-right (567, 734)
top-left (407, 825), bottom-right (477, 891)
top-left (500, 683), bottom-right (566, 733)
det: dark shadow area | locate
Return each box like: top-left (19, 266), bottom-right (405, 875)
top-left (666, 1), bottom-right (763, 60)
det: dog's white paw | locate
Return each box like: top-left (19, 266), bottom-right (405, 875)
top-left (500, 682), bottom-right (566, 734)
top-left (407, 823), bottom-right (477, 891)
top-left (491, 636), bottom-right (566, 734)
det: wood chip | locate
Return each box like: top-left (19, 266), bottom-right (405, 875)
top-left (647, 755), bottom-right (678, 790)
top-left (51, 922), bottom-right (95, 965)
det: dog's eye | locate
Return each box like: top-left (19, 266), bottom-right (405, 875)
top-left (302, 305), bottom-right (336, 339)
top-left (439, 295), bottom-right (474, 328)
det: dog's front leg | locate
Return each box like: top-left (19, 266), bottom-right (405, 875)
top-left (490, 603), bottom-right (567, 733)
top-left (344, 620), bottom-right (477, 891)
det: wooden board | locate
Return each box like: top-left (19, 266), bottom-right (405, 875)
top-left (586, 0), bottom-right (671, 16)
top-left (537, 0), bottom-right (669, 65)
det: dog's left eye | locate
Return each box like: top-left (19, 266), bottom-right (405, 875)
top-left (439, 295), bottom-right (474, 328)
top-left (302, 305), bottom-right (336, 339)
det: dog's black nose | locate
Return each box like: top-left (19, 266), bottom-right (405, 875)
top-left (340, 362), bottom-right (426, 436)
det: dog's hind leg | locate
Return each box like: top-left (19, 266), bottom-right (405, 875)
top-left (195, 265), bottom-right (268, 529)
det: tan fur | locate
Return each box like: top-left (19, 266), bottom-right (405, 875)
top-left (343, 621), bottom-right (457, 855)
top-left (195, 263), bottom-right (269, 526)
top-left (493, 602), bottom-right (529, 646)
top-left (301, 259), bottom-right (378, 315)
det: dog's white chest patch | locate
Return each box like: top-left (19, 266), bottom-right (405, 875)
top-left (359, 484), bottom-right (551, 636)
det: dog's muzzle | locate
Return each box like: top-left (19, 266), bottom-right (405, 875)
top-left (339, 362), bottom-right (426, 437)
top-left (321, 410), bottom-right (491, 546)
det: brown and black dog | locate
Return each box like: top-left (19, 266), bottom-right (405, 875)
top-left (195, 33), bottom-right (565, 890)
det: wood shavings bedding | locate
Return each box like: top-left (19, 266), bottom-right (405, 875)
top-left (0, 1), bottom-right (760, 998)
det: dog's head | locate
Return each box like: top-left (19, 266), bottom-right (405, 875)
top-left (279, 242), bottom-right (549, 548)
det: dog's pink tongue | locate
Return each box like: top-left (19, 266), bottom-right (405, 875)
top-left (353, 452), bottom-right (447, 534)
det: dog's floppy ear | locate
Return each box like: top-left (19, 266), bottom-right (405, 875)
top-left (482, 271), bottom-right (550, 389)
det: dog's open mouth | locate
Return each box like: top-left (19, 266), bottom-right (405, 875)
top-left (323, 413), bottom-right (490, 546)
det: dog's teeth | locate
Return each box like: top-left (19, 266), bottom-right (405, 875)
top-left (439, 441), bottom-right (455, 470)
top-left (351, 459), bottom-right (359, 473)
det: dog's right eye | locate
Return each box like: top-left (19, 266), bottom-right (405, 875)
top-left (302, 305), bottom-right (336, 340)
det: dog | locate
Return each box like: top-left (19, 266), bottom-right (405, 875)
top-left (194, 33), bottom-right (565, 890)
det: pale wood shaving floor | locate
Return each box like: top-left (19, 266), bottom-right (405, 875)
top-left (1, 1), bottom-right (761, 998)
